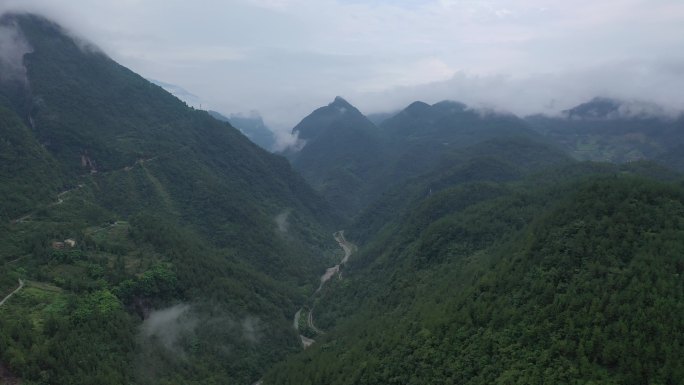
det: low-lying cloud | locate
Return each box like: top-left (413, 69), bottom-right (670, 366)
top-left (140, 303), bottom-right (198, 355)
top-left (354, 59), bottom-right (684, 119)
top-left (1, 0), bottom-right (682, 131)
top-left (0, 18), bottom-right (32, 84)
top-left (274, 209), bottom-right (291, 234)
top-left (139, 303), bottom-right (264, 359)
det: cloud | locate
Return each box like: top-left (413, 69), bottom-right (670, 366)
top-left (0, 0), bottom-right (682, 128)
top-left (274, 209), bottom-right (291, 234)
top-left (0, 17), bottom-right (32, 84)
top-left (240, 316), bottom-right (261, 344)
top-left (353, 58), bottom-right (684, 117)
top-left (139, 303), bottom-right (264, 359)
top-left (140, 304), bottom-right (198, 356)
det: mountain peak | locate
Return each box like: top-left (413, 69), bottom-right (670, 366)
top-left (565, 97), bottom-right (621, 119)
top-left (404, 101), bottom-right (431, 115)
top-left (333, 95), bottom-right (349, 104)
top-left (564, 97), bottom-right (667, 120)
top-left (329, 96), bottom-right (355, 111)
top-left (291, 96), bottom-right (373, 141)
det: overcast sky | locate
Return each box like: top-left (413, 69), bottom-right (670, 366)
top-left (2, 0), bottom-right (684, 136)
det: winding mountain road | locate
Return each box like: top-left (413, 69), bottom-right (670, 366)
top-left (307, 308), bottom-right (323, 335)
top-left (10, 184), bottom-right (84, 224)
top-left (0, 279), bottom-right (24, 307)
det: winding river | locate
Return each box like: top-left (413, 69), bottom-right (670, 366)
top-left (293, 231), bottom-right (355, 347)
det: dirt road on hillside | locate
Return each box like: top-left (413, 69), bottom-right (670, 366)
top-left (0, 279), bottom-right (24, 307)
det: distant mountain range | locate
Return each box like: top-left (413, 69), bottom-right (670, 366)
top-left (285, 96), bottom-right (539, 219)
top-left (1, 11), bottom-right (682, 385)
top-left (527, 97), bottom-right (684, 163)
top-left (285, 95), bottom-right (684, 220)
top-left (265, 98), bottom-right (684, 385)
top-left (208, 110), bottom-right (276, 151)
top-left (148, 79), bottom-right (204, 108)
top-left (144, 80), bottom-right (278, 152)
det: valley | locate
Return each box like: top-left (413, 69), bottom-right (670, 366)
top-left (0, 8), bottom-right (682, 385)
top-left (294, 231), bottom-right (356, 347)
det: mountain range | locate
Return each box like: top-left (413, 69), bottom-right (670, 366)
top-left (267, 97), bottom-right (683, 385)
top-left (208, 110), bottom-right (277, 152)
top-left (285, 94), bottom-right (684, 223)
top-left (1, 11), bottom-right (682, 385)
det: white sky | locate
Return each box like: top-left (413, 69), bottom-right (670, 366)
top-left (2, 0), bottom-right (684, 133)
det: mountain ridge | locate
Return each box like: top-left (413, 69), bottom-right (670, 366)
top-left (0, 13), bottom-right (338, 385)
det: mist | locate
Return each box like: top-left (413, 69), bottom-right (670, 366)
top-left (139, 303), bottom-right (264, 359)
top-left (1, 0), bottom-right (683, 134)
top-left (274, 209), bottom-right (291, 234)
top-left (140, 304), bottom-right (198, 356)
top-left (354, 59), bottom-right (684, 120)
top-left (0, 18), bottom-right (31, 84)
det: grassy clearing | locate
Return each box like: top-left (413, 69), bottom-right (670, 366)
top-left (5, 281), bottom-right (67, 331)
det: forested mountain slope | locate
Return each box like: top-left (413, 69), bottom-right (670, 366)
top-left (377, 100), bottom-right (537, 179)
top-left (2, 11), bottom-right (683, 385)
top-left (287, 96), bottom-right (384, 220)
top-left (0, 13), bottom-right (337, 385)
top-left (264, 159), bottom-right (684, 384)
top-left (526, 97), bottom-right (684, 165)
top-left (288, 98), bottom-right (540, 220)
top-left (348, 136), bottom-right (574, 245)
top-left (289, 95), bottom-right (684, 224)
top-left (0, 105), bottom-right (63, 219)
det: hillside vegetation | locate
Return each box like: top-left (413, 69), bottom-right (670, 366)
top-left (265, 162), bottom-right (684, 384)
top-left (0, 14), bottom-right (337, 385)
top-left (1, 11), bottom-right (683, 385)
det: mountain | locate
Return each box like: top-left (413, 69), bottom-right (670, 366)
top-left (0, 13), bottom-right (337, 385)
top-left (563, 97), bottom-right (667, 120)
top-left (527, 97), bottom-right (684, 164)
top-left (149, 79), bottom-right (204, 108)
top-left (564, 96), bottom-right (623, 119)
top-left (377, 100), bottom-right (539, 186)
top-left (287, 96), bottom-right (384, 220)
top-left (292, 96), bottom-right (369, 141)
top-left (264, 160), bottom-right (684, 384)
top-left (263, 95), bottom-right (683, 384)
top-left (347, 136), bottom-right (574, 245)
top-left (0, 104), bottom-right (64, 219)
top-left (2, 12), bottom-right (683, 385)
top-left (209, 110), bottom-right (277, 151)
top-left (287, 97), bottom-right (541, 220)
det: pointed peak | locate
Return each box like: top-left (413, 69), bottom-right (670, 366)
top-left (327, 96), bottom-right (361, 116)
top-left (330, 96), bottom-right (353, 108)
top-left (403, 101), bottom-right (430, 115)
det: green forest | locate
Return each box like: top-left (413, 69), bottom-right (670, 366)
top-left (0, 14), bottom-right (337, 385)
top-left (264, 170), bottom-right (684, 385)
top-left (1, 11), bottom-right (683, 385)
